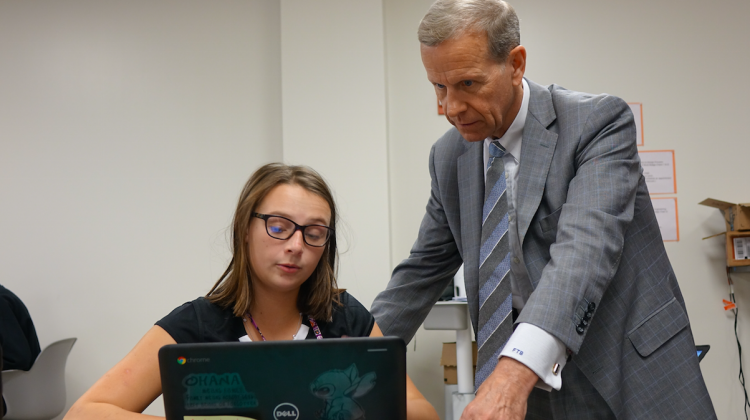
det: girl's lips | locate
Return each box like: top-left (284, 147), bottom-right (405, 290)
top-left (277, 264), bottom-right (300, 273)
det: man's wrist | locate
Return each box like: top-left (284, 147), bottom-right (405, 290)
top-left (499, 323), bottom-right (568, 391)
top-left (500, 356), bottom-right (539, 392)
top-left (481, 356), bottom-right (538, 399)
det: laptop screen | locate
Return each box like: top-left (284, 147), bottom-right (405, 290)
top-left (158, 337), bottom-right (406, 420)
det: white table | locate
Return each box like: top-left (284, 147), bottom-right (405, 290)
top-left (423, 300), bottom-right (474, 419)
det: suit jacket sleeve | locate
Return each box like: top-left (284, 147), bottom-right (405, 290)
top-left (518, 94), bottom-right (639, 354)
top-left (370, 140), bottom-right (463, 342)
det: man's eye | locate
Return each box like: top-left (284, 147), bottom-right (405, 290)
top-left (435, 83), bottom-right (445, 89)
top-left (463, 80), bottom-right (473, 87)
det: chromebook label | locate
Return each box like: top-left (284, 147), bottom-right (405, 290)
top-left (182, 373), bottom-right (258, 410)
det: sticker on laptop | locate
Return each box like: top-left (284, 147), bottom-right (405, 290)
top-left (310, 364), bottom-right (376, 420)
top-left (182, 373), bottom-right (258, 410)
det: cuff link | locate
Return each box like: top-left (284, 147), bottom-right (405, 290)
top-left (552, 363), bottom-right (561, 376)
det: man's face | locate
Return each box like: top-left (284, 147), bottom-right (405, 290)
top-left (421, 31), bottom-right (526, 142)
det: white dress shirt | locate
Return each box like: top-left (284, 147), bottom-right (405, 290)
top-left (482, 78), bottom-right (567, 391)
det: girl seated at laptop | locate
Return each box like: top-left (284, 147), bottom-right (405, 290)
top-left (65, 163), bottom-right (439, 420)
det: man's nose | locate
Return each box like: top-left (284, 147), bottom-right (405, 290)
top-left (444, 89), bottom-right (467, 118)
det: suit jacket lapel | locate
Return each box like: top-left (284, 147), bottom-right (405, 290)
top-left (457, 140), bottom-right (484, 331)
top-left (517, 80), bottom-right (558, 244)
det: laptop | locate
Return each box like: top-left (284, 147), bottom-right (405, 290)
top-left (158, 337), bottom-right (406, 420)
top-left (696, 345), bottom-right (710, 362)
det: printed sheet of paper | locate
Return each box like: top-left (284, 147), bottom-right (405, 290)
top-left (628, 103), bottom-right (644, 146)
top-left (639, 150), bottom-right (676, 194)
top-left (652, 197), bottom-right (679, 241)
top-left (734, 237), bottom-right (750, 261)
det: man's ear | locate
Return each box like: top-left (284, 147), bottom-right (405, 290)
top-left (508, 45), bottom-right (526, 85)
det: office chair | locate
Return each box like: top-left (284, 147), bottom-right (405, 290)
top-left (1, 338), bottom-right (76, 420)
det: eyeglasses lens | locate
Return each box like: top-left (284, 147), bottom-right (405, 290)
top-left (266, 216), bottom-right (329, 247)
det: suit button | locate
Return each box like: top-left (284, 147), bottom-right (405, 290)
top-left (581, 319), bottom-right (588, 326)
top-left (584, 312), bottom-right (592, 320)
top-left (588, 302), bottom-right (596, 311)
top-left (576, 326), bottom-right (584, 334)
top-left (512, 257), bottom-right (520, 264)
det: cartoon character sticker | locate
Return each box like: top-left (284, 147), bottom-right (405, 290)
top-left (310, 364), bottom-right (376, 420)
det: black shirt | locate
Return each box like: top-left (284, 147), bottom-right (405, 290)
top-left (156, 291), bottom-right (374, 343)
top-left (0, 285), bottom-right (41, 371)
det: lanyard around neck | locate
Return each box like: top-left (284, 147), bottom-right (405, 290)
top-left (245, 312), bottom-right (323, 341)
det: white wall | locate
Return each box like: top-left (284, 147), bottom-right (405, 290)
top-left (383, 0), bottom-right (750, 419)
top-left (382, 0), bottom-right (458, 414)
top-left (0, 0), bottom-right (282, 417)
top-left (279, 0), bottom-right (391, 309)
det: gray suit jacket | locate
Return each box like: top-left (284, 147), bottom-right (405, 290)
top-left (371, 79), bottom-right (715, 418)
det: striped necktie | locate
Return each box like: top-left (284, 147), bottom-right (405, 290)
top-left (475, 140), bottom-right (513, 390)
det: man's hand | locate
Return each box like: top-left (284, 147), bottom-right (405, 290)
top-left (460, 357), bottom-right (539, 420)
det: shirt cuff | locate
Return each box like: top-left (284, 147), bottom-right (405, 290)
top-left (498, 323), bottom-right (568, 391)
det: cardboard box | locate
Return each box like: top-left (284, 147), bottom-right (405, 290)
top-left (700, 199), bottom-right (750, 267)
top-left (440, 342), bottom-right (477, 385)
top-left (700, 199), bottom-right (750, 232)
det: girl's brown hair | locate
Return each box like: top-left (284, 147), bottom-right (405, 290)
top-left (206, 163), bottom-right (340, 321)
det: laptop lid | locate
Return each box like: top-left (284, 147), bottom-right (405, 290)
top-left (696, 345), bottom-right (710, 362)
top-left (158, 337), bottom-right (406, 420)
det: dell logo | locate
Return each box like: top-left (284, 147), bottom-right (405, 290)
top-left (273, 403), bottom-right (299, 420)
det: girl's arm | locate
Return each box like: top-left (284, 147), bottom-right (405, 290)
top-left (370, 322), bottom-right (440, 420)
top-left (64, 326), bottom-right (176, 420)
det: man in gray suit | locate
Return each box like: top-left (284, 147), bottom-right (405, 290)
top-left (370, 0), bottom-right (715, 419)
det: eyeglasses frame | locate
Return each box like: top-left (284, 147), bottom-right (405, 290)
top-left (251, 212), bottom-right (334, 247)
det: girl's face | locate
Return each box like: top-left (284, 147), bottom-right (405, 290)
top-left (246, 184), bottom-right (331, 297)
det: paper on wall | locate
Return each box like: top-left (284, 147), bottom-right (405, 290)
top-left (734, 237), bottom-right (750, 261)
top-left (652, 197), bottom-right (679, 241)
top-left (639, 150), bottom-right (677, 194)
top-left (628, 103), bottom-right (644, 147)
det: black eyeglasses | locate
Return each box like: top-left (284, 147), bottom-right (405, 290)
top-left (252, 213), bottom-right (334, 247)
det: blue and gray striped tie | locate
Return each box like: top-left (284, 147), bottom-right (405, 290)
top-left (475, 140), bottom-right (513, 390)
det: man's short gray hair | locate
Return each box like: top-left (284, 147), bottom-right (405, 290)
top-left (418, 0), bottom-right (520, 62)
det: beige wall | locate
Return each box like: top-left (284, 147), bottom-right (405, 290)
top-left (280, 0), bottom-right (392, 307)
